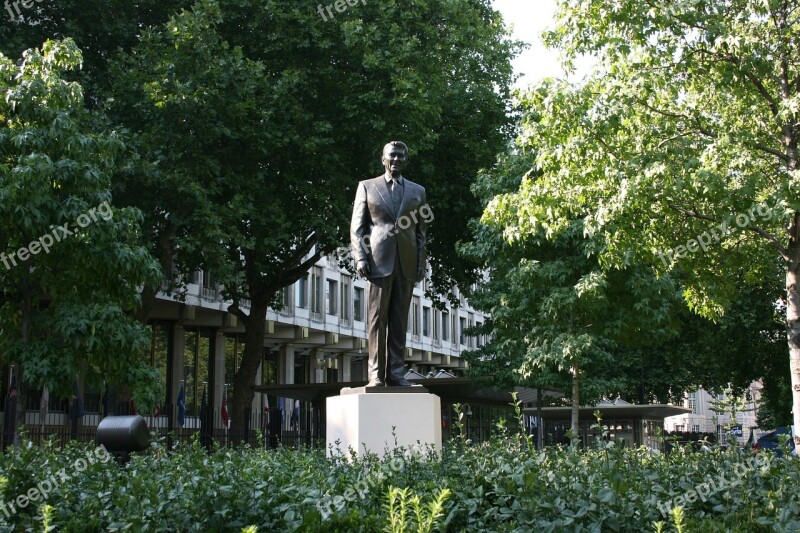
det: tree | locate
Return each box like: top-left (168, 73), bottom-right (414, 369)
top-left (0, 40), bottom-right (162, 444)
top-left (106, 0), bottom-right (521, 439)
top-left (462, 150), bottom-right (683, 438)
top-left (0, 0), bottom-right (194, 106)
top-left (499, 0), bottom-right (800, 453)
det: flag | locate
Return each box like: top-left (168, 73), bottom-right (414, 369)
top-left (177, 382), bottom-right (186, 427)
top-left (290, 400), bottom-right (299, 431)
top-left (262, 395), bottom-right (270, 431)
top-left (69, 380), bottom-right (84, 421)
top-left (221, 386), bottom-right (229, 429)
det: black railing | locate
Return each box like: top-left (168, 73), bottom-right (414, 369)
top-left (1, 404), bottom-right (324, 451)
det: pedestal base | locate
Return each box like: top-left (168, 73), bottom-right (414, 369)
top-left (326, 390), bottom-right (442, 458)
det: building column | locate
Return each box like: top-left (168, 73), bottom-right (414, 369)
top-left (214, 331), bottom-right (225, 429)
top-left (280, 345), bottom-right (295, 385)
top-left (340, 354), bottom-right (352, 382)
top-left (312, 349), bottom-right (324, 384)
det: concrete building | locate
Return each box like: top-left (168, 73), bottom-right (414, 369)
top-left (663, 382), bottom-right (764, 445)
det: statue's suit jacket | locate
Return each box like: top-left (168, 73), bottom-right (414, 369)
top-left (350, 175), bottom-right (427, 281)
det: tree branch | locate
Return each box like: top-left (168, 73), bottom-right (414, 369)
top-left (668, 204), bottom-right (789, 259)
top-left (667, 204), bottom-right (718, 223)
top-left (694, 48), bottom-right (780, 118)
top-left (639, 100), bottom-right (789, 163)
top-left (745, 224), bottom-right (789, 259)
top-left (753, 143), bottom-right (791, 162)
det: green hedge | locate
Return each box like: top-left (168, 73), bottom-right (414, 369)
top-left (0, 434), bottom-right (798, 532)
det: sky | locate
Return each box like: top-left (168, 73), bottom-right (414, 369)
top-left (491, 0), bottom-right (592, 89)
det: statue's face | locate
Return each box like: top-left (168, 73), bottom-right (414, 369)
top-left (382, 144), bottom-right (407, 178)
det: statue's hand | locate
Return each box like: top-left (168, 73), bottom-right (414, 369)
top-left (357, 260), bottom-right (370, 278)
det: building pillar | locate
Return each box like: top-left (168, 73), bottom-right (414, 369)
top-left (312, 349), bottom-right (324, 384)
top-left (214, 331), bottom-right (225, 429)
top-left (340, 354), bottom-right (352, 383)
top-left (280, 345), bottom-right (295, 385)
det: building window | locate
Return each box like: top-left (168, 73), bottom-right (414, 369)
top-left (281, 285), bottom-right (293, 314)
top-left (326, 279), bottom-right (338, 316)
top-left (354, 287), bottom-right (364, 322)
top-left (422, 307), bottom-right (431, 337)
top-left (184, 329), bottom-right (212, 417)
top-left (149, 322), bottom-right (170, 413)
top-left (412, 297), bottom-right (420, 337)
top-left (340, 275), bottom-right (351, 321)
top-left (687, 392), bottom-right (697, 414)
top-left (441, 311), bottom-right (449, 341)
top-left (476, 321), bottom-right (483, 347)
top-left (692, 424), bottom-right (701, 432)
top-left (225, 334), bottom-right (245, 401)
top-left (297, 276), bottom-right (308, 309)
top-left (459, 317), bottom-right (467, 345)
top-left (201, 270), bottom-right (216, 300)
top-left (311, 267), bottom-right (323, 316)
top-left (433, 310), bottom-right (440, 340)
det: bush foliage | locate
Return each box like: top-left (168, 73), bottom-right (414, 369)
top-left (0, 433), bottom-right (798, 532)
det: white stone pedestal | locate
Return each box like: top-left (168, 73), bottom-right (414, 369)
top-left (326, 387), bottom-right (442, 458)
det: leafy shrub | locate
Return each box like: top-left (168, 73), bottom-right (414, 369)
top-left (0, 433), bottom-right (798, 532)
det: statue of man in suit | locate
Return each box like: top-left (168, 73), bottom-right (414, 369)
top-left (350, 141), bottom-right (428, 387)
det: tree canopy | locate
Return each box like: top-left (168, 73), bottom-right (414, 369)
top-left (480, 0), bottom-right (799, 447)
top-left (1, 0), bottom-right (522, 437)
top-left (0, 40), bottom-right (163, 436)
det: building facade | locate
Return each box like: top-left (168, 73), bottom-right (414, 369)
top-left (3, 254), bottom-right (489, 447)
top-left (663, 383), bottom-right (764, 445)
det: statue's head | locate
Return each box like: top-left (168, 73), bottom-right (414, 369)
top-left (381, 141), bottom-right (408, 178)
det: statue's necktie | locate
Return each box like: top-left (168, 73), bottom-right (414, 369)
top-left (391, 179), bottom-right (402, 215)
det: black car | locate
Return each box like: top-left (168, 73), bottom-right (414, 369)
top-left (753, 427), bottom-right (796, 457)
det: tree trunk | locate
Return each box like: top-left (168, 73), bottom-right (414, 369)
top-left (14, 272), bottom-right (32, 448)
top-left (570, 363), bottom-right (580, 447)
top-left (787, 213), bottom-right (800, 454)
top-left (229, 298), bottom-right (270, 444)
top-left (135, 223), bottom-right (176, 324)
top-left (135, 285), bottom-right (158, 325)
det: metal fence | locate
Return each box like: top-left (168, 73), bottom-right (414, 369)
top-left (1, 404), bottom-right (323, 451)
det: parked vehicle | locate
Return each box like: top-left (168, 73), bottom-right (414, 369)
top-left (753, 426), bottom-right (796, 456)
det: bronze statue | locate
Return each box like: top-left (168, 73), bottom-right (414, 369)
top-left (350, 141), bottom-right (428, 387)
